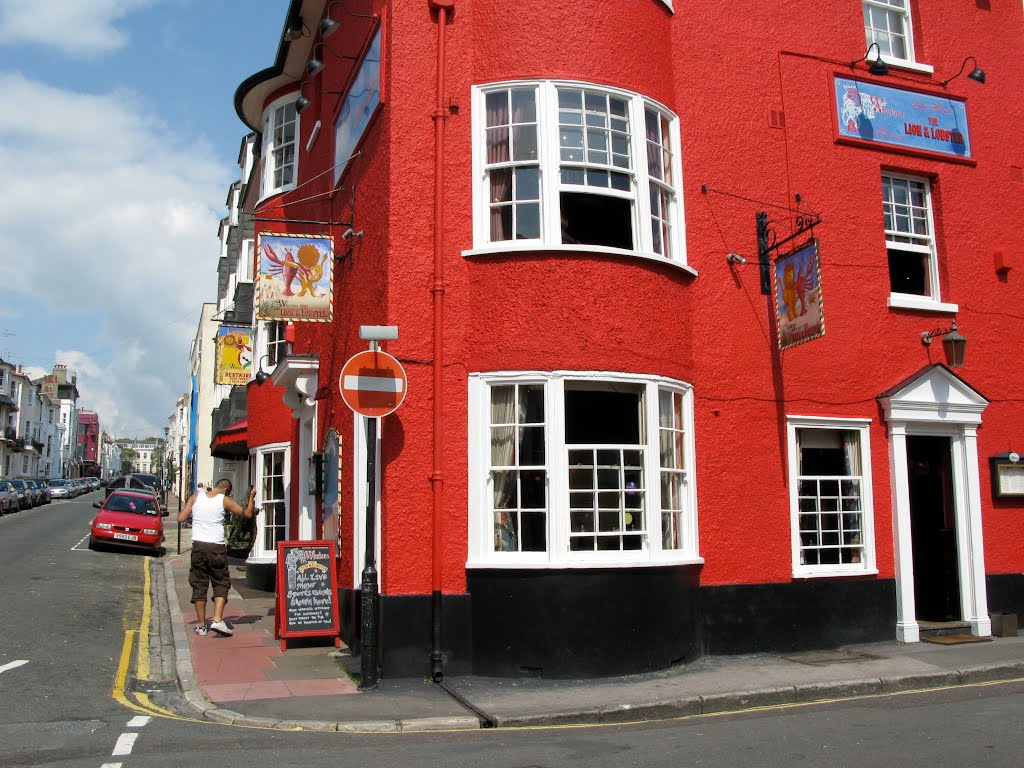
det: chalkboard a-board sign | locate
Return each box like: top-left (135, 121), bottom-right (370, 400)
top-left (275, 540), bottom-right (340, 650)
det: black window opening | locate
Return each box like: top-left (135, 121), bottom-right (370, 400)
top-left (560, 192), bottom-right (634, 250)
top-left (564, 387), bottom-right (642, 444)
top-left (565, 385), bottom-right (645, 552)
top-left (888, 248), bottom-right (928, 295)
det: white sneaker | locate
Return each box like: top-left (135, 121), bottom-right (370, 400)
top-left (209, 620), bottom-right (233, 636)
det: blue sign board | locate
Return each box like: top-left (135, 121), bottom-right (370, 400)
top-left (834, 77), bottom-right (971, 160)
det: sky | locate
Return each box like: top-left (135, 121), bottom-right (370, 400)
top-left (0, 0), bottom-right (288, 438)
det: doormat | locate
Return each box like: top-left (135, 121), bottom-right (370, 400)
top-left (921, 634), bottom-right (993, 645)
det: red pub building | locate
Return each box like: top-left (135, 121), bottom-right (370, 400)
top-left (226, 0), bottom-right (1024, 679)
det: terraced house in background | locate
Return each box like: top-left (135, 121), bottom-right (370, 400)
top-left (182, 0), bottom-right (1024, 680)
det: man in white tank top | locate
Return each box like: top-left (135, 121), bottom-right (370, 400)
top-left (177, 479), bottom-right (256, 636)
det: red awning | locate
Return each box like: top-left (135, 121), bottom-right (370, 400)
top-left (211, 418), bottom-right (248, 460)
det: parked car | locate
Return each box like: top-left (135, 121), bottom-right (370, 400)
top-left (130, 473), bottom-right (160, 491)
top-left (89, 490), bottom-right (164, 556)
top-left (9, 478), bottom-right (31, 508)
top-left (0, 480), bottom-right (17, 514)
top-left (105, 475), bottom-right (160, 500)
top-left (13, 479), bottom-right (37, 507)
top-left (74, 478), bottom-right (89, 495)
top-left (32, 479), bottom-right (51, 504)
top-left (48, 479), bottom-right (73, 499)
top-left (27, 481), bottom-right (46, 505)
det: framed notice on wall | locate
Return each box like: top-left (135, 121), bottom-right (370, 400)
top-left (274, 540), bottom-right (340, 650)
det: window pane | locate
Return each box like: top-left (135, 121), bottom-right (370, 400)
top-left (516, 203), bottom-right (540, 240)
top-left (510, 88), bottom-right (536, 123)
top-left (485, 91), bottom-right (507, 127)
top-left (512, 126), bottom-right (537, 162)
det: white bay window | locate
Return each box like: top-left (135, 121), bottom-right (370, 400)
top-left (469, 372), bottom-right (699, 567)
top-left (470, 81), bottom-right (688, 268)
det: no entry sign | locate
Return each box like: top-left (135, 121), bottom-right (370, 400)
top-left (339, 349), bottom-right (407, 418)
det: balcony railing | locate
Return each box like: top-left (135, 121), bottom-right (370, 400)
top-left (3, 426), bottom-right (15, 441)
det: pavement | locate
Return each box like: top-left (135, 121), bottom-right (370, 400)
top-left (151, 500), bottom-right (1024, 733)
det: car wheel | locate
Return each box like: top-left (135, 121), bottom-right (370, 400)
top-left (88, 538), bottom-right (99, 551)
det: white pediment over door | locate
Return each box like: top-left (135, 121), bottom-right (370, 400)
top-left (879, 364), bottom-right (988, 425)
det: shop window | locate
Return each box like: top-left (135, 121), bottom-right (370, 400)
top-left (470, 372), bottom-right (698, 567)
top-left (788, 417), bottom-right (876, 577)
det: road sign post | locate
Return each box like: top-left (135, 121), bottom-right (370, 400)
top-left (340, 331), bottom-right (407, 689)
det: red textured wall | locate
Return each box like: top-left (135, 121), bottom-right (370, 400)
top-left (258, 0), bottom-right (1024, 596)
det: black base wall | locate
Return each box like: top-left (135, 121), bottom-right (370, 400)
top-left (700, 579), bottom-right (897, 655)
top-left (467, 566), bottom-right (702, 678)
top-left (986, 573), bottom-right (1024, 630)
top-left (339, 589), bottom-right (473, 679)
top-left (243, 562), bottom-right (276, 593)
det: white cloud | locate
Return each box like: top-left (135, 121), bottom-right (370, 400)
top-left (0, 72), bottom-right (229, 436)
top-left (0, 0), bottom-right (154, 56)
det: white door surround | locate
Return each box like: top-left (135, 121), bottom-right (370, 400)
top-left (271, 354), bottom-right (319, 542)
top-left (879, 364), bottom-right (990, 642)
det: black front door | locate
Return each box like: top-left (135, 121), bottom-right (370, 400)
top-left (907, 435), bottom-right (961, 622)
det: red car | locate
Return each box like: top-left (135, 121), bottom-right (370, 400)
top-left (89, 490), bottom-right (164, 556)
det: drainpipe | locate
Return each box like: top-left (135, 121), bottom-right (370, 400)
top-left (428, 0), bottom-right (453, 683)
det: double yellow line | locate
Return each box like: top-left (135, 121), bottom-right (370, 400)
top-left (112, 558), bottom-right (192, 721)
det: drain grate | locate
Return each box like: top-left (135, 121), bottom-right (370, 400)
top-left (780, 649), bottom-right (883, 666)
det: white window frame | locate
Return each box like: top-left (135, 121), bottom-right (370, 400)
top-left (251, 320), bottom-right (287, 382)
top-left (260, 94), bottom-right (299, 200)
top-left (468, 370), bottom-right (700, 569)
top-left (861, 0), bottom-right (933, 74)
top-left (466, 80), bottom-right (691, 274)
top-left (787, 416), bottom-right (877, 578)
top-left (882, 173), bottom-right (957, 313)
top-left (239, 239), bottom-right (255, 283)
top-left (249, 442), bottom-right (290, 563)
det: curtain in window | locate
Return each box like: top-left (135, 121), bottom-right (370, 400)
top-left (490, 386), bottom-right (517, 550)
top-left (842, 431), bottom-right (860, 475)
top-left (487, 95), bottom-right (511, 240)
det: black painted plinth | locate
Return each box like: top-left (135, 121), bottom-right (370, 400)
top-left (468, 566), bottom-right (702, 678)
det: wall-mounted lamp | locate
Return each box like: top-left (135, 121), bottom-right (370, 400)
top-left (850, 42), bottom-right (889, 77)
top-left (942, 56), bottom-right (986, 87)
top-left (295, 79), bottom-right (344, 114)
top-left (305, 41), bottom-right (359, 78)
top-left (283, 13), bottom-right (305, 42)
top-left (254, 354), bottom-right (274, 385)
top-left (921, 319), bottom-right (967, 369)
top-left (319, 1), bottom-right (377, 39)
top-left (726, 252), bottom-right (747, 265)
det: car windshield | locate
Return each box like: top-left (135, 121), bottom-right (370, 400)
top-left (132, 475), bottom-right (159, 487)
top-left (105, 493), bottom-right (159, 516)
top-left (48, 480), bottom-right (66, 486)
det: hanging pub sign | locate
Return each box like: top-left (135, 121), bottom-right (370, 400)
top-left (215, 325), bottom-right (253, 385)
top-left (773, 239), bottom-right (825, 350)
top-left (834, 77), bottom-right (972, 161)
top-left (256, 233), bottom-right (334, 322)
